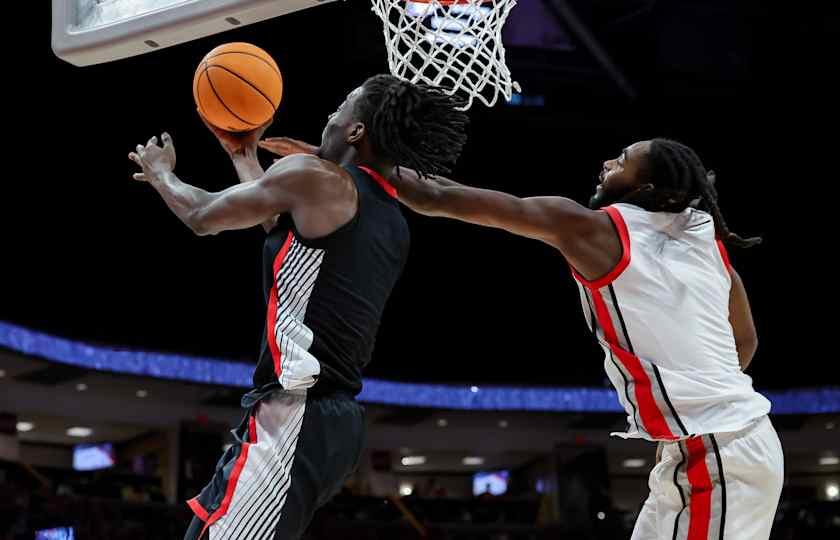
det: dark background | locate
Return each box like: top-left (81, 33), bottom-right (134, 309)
top-left (1, 0), bottom-right (835, 388)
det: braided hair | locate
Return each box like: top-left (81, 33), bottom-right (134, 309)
top-left (625, 138), bottom-right (762, 248)
top-left (354, 74), bottom-right (469, 178)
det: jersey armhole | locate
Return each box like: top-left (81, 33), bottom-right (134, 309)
top-left (570, 205), bottom-right (631, 289)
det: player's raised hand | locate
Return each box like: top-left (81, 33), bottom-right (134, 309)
top-left (128, 133), bottom-right (176, 182)
top-left (198, 109), bottom-right (272, 158)
top-left (259, 137), bottom-right (320, 160)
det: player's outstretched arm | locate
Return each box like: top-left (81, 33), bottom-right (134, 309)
top-left (390, 167), bottom-right (607, 251)
top-left (129, 134), bottom-right (332, 236)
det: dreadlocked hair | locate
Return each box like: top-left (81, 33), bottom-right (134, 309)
top-left (355, 74), bottom-right (469, 178)
top-left (625, 138), bottom-right (762, 248)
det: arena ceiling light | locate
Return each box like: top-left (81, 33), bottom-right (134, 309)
top-left (819, 456), bottom-right (839, 466)
top-left (16, 421), bottom-right (35, 432)
top-left (622, 458), bottom-right (647, 469)
top-left (66, 426), bottom-right (94, 438)
top-left (401, 456), bottom-right (426, 466)
top-left (52, 0), bottom-right (337, 66)
top-left (462, 456), bottom-right (484, 466)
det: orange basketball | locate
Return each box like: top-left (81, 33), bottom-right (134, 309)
top-left (193, 42), bottom-right (283, 132)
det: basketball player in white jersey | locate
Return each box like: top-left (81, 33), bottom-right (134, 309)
top-left (261, 137), bottom-right (782, 539)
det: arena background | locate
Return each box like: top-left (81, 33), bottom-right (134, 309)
top-left (1, 1), bottom-right (837, 538)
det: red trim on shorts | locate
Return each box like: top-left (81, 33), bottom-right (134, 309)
top-left (358, 166), bottom-right (398, 199)
top-left (590, 288), bottom-right (677, 441)
top-left (249, 413), bottom-right (258, 442)
top-left (267, 232), bottom-right (294, 378)
top-left (572, 206), bottom-right (631, 289)
top-left (716, 239), bottom-right (733, 273)
top-left (187, 497), bottom-right (209, 522)
top-left (206, 416), bottom-right (257, 527)
top-left (186, 415), bottom-right (258, 534)
top-left (685, 437), bottom-right (713, 540)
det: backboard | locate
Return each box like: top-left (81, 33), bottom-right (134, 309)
top-left (52, 0), bottom-right (336, 66)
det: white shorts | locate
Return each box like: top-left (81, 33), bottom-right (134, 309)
top-left (631, 415), bottom-right (783, 540)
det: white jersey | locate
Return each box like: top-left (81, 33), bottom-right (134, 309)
top-left (573, 203), bottom-right (770, 442)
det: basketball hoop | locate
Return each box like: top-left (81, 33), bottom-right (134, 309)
top-left (370, 0), bottom-right (521, 110)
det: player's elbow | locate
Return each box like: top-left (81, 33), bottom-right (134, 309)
top-left (742, 334), bottom-right (759, 357)
top-left (738, 324), bottom-right (759, 352)
top-left (186, 209), bottom-right (216, 236)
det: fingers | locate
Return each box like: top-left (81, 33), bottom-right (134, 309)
top-left (132, 172), bottom-right (147, 182)
top-left (128, 152), bottom-right (141, 165)
top-left (136, 144), bottom-right (144, 154)
top-left (162, 132), bottom-right (172, 147)
top-left (147, 136), bottom-right (158, 147)
top-left (257, 140), bottom-right (286, 155)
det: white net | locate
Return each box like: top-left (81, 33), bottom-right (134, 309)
top-left (370, 0), bottom-right (521, 110)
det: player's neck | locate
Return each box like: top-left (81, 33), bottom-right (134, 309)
top-left (343, 147), bottom-right (394, 180)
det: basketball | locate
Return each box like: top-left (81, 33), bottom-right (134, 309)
top-left (193, 42), bottom-right (283, 132)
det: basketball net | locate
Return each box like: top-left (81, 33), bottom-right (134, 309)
top-left (370, 0), bottom-right (521, 110)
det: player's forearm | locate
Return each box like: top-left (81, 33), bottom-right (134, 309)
top-left (149, 171), bottom-right (216, 235)
top-left (736, 338), bottom-right (758, 371)
top-left (231, 151), bottom-right (264, 184)
top-left (391, 168), bottom-right (465, 216)
top-left (231, 153), bottom-right (275, 232)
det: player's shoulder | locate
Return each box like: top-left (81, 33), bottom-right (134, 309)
top-left (264, 154), bottom-right (354, 204)
top-left (266, 153), bottom-right (338, 176)
top-left (265, 154), bottom-right (349, 186)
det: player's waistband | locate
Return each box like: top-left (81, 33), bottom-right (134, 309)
top-left (241, 383), bottom-right (357, 410)
top-left (664, 414), bottom-right (771, 447)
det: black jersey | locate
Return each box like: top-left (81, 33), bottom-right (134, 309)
top-left (251, 165), bottom-right (409, 395)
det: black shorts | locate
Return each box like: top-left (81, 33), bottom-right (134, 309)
top-left (185, 387), bottom-right (365, 540)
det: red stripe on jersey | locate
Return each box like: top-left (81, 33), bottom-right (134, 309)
top-left (716, 239), bottom-right (733, 273)
top-left (572, 205), bottom-right (631, 289)
top-left (591, 287), bottom-right (677, 440)
top-left (359, 166), bottom-right (398, 199)
top-left (267, 232), bottom-right (294, 378)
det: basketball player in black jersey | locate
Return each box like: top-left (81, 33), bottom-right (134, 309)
top-left (129, 74), bottom-right (467, 540)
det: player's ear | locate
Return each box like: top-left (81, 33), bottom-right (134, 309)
top-left (346, 122), bottom-right (366, 145)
